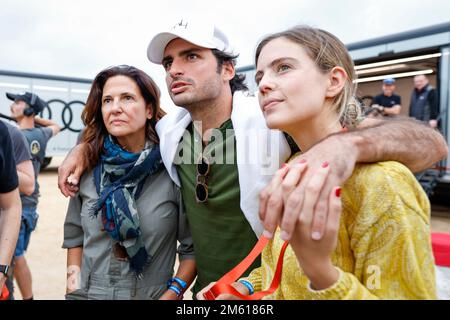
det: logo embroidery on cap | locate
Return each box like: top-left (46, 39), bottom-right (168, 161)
top-left (173, 19), bottom-right (188, 29)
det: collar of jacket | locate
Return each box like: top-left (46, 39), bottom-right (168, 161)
top-left (156, 91), bottom-right (290, 237)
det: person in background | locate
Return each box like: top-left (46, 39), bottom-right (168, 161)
top-left (371, 78), bottom-right (402, 117)
top-left (0, 121), bottom-right (22, 300)
top-left (7, 91), bottom-right (61, 300)
top-left (1, 120), bottom-right (34, 299)
top-left (63, 65), bottom-right (195, 300)
top-left (409, 74), bottom-right (439, 128)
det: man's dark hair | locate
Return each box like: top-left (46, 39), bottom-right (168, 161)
top-left (211, 49), bottom-right (248, 94)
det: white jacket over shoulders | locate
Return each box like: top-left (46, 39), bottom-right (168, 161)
top-left (156, 91), bottom-right (291, 237)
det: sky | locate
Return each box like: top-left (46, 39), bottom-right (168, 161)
top-left (1, 0), bottom-right (450, 109)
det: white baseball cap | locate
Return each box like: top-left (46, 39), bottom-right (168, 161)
top-left (147, 19), bottom-right (233, 64)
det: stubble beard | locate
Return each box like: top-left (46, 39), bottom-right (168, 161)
top-left (170, 79), bottom-right (222, 111)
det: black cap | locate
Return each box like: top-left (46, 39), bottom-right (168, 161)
top-left (6, 92), bottom-right (46, 114)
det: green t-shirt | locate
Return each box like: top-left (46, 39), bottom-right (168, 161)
top-left (176, 119), bottom-right (260, 296)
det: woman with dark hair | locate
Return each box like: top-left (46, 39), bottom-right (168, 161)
top-left (63, 65), bottom-right (195, 300)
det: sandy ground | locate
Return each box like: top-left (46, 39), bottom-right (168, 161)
top-left (11, 157), bottom-right (450, 300)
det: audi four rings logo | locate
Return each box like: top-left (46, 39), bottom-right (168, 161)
top-left (44, 99), bottom-right (85, 133)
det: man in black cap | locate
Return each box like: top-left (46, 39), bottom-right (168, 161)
top-left (6, 91), bottom-right (60, 300)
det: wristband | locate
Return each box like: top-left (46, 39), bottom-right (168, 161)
top-left (173, 277), bottom-right (187, 289)
top-left (168, 284), bottom-right (182, 297)
top-left (238, 279), bottom-right (254, 295)
top-left (167, 277), bottom-right (187, 290)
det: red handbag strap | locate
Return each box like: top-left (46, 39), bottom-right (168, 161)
top-left (1, 284), bottom-right (10, 300)
top-left (203, 236), bottom-right (289, 300)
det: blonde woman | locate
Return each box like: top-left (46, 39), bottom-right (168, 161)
top-left (199, 26), bottom-right (436, 300)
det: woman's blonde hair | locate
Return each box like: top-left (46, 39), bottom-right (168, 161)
top-left (255, 25), bottom-right (362, 128)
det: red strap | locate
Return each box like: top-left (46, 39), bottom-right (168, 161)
top-left (203, 236), bottom-right (289, 300)
top-left (1, 284), bottom-right (10, 300)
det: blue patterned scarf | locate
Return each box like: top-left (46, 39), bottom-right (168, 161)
top-left (92, 135), bottom-right (163, 277)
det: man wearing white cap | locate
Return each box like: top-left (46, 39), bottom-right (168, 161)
top-left (58, 19), bottom-right (448, 298)
top-left (147, 19), bottom-right (288, 296)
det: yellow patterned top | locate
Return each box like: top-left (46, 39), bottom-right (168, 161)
top-left (244, 161), bottom-right (436, 299)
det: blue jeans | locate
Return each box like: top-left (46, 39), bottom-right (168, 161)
top-left (14, 206), bottom-right (39, 257)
